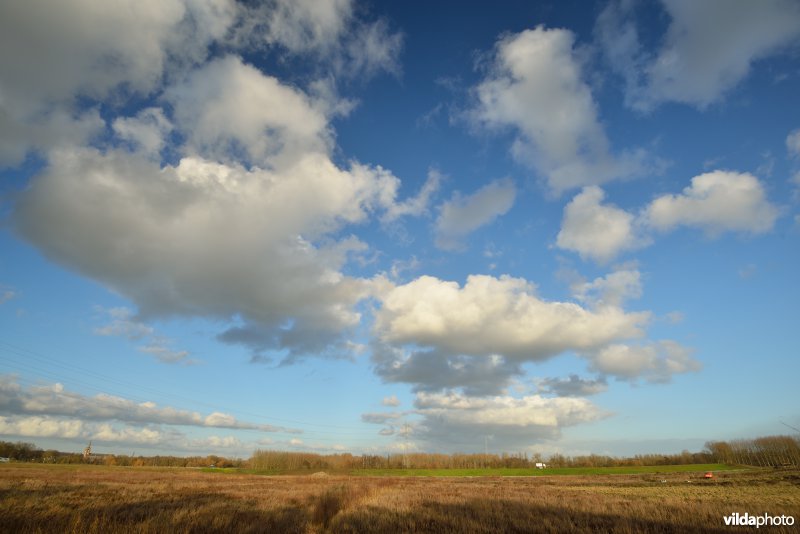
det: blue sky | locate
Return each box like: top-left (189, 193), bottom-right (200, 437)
top-left (1, 0), bottom-right (799, 458)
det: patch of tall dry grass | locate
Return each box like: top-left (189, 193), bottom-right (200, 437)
top-left (1, 464), bottom-right (798, 533)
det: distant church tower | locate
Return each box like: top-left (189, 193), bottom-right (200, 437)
top-left (83, 441), bottom-right (92, 462)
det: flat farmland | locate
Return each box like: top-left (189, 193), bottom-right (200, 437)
top-left (347, 463), bottom-right (737, 477)
top-left (1, 464), bottom-right (798, 533)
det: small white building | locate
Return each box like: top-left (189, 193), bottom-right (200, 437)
top-left (535, 462), bottom-right (547, 469)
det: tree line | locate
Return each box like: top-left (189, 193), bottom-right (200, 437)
top-left (248, 449), bottom-right (718, 471)
top-left (0, 441), bottom-right (243, 468)
top-left (2, 434), bottom-right (797, 470)
top-left (705, 435), bottom-right (800, 468)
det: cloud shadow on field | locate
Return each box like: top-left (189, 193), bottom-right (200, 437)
top-left (0, 486), bottom-right (310, 534)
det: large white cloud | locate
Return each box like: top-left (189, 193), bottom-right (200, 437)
top-left (434, 178), bottom-right (516, 250)
top-left (644, 171), bottom-right (779, 235)
top-left (369, 272), bottom-right (704, 393)
top-left (472, 26), bottom-right (646, 193)
top-left (597, 0), bottom-right (800, 110)
top-left (0, 0), bottom-right (228, 108)
top-left (0, 0), bottom-right (235, 166)
top-left (4, 0), bottom-right (414, 362)
top-left (372, 275), bottom-right (650, 395)
top-left (0, 0), bottom-right (402, 168)
top-left (13, 143), bottom-right (401, 359)
top-left (556, 186), bottom-right (648, 263)
top-left (375, 274), bottom-right (649, 362)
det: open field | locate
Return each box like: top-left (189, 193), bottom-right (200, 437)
top-left (348, 463), bottom-right (738, 477)
top-left (1, 463), bottom-right (798, 533)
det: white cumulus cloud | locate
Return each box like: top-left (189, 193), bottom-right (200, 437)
top-left (0, 0), bottom-right (235, 166)
top-left (375, 274), bottom-right (649, 362)
top-left (557, 172), bottom-right (780, 264)
top-left (597, 0), bottom-right (800, 110)
top-left (371, 272), bottom-right (669, 395)
top-left (10, 18), bottom-right (417, 361)
top-left (472, 26), bottom-right (646, 193)
top-left (13, 141), bottom-right (401, 361)
top-left (644, 170), bottom-right (779, 236)
top-left (556, 186), bottom-right (647, 263)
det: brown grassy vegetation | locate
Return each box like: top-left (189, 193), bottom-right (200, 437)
top-left (1, 463), bottom-right (798, 533)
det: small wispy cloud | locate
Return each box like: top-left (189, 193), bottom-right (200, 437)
top-left (381, 395), bottom-right (401, 407)
top-left (0, 287), bottom-right (16, 305)
top-left (93, 306), bottom-right (194, 365)
top-left (434, 178), bottom-right (516, 251)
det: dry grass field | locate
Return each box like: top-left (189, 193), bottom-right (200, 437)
top-left (1, 463), bottom-right (798, 533)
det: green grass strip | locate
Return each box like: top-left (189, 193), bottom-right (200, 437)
top-left (348, 463), bottom-right (740, 477)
